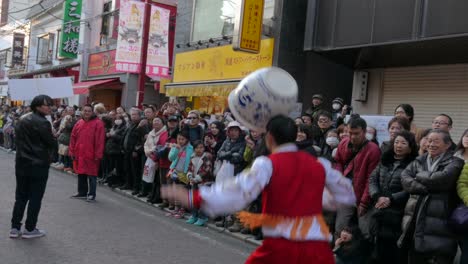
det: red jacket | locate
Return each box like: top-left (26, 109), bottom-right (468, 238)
top-left (69, 117), bottom-right (105, 176)
top-left (335, 138), bottom-right (380, 208)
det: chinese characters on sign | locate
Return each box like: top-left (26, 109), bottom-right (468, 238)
top-left (12, 33), bottom-right (25, 68)
top-left (59, 0), bottom-right (83, 58)
top-left (174, 38), bottom-right (274, 83)
top-left (146, 5), bottom-right (170, 78)
top-left (115, 0), bottom-right (145, 73)
top-left (233, 0), bottom-right (264, 54)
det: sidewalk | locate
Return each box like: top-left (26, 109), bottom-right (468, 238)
top-left (0, 147), bottom-right (261, 247)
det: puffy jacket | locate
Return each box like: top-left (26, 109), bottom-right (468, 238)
top-left (368, 156), bottom-right (413, 240)
top-left (335, 138), bottom-right (381, 209)
top-left (398, 152), bottom-right (464, 256)
top-left (457, 163), bottom-right (468, 206)
top-left (105, 123), bottom-right (127, 155)
top-left (169, 144), bottom-right (194, 173)
top-left (15, 112), bottom-right (57, 166)
top-left (217, 137), bottom-right (246, 174)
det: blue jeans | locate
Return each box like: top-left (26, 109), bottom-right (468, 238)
top-left (78, 174), bottom-right (97, 197)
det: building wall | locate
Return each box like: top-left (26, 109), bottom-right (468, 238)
top-left (275, 0), bottom-right (353, 113)
top-left (351, 68), bottom-right (383, 115)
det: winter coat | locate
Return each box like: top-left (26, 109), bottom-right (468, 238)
top-left (398, 152), bottom-right (464, 256)
top-left (335, 138), bottom-right (381, 209)
top-left (144, 126), bottom-right (168, 158)
top-left (217, 137), bottom-right (247, 174)
top-left (295, 140), bottom-right (318, 157)
top-left (457, 164), bottom-right (468, 206)
top-left (182, 125), bottom-right (204, 145)
top-left (122, 122), bottom-right (147, 154)
top-left (187, 152), bottom-right (214, 184)
top-left (368, 156), bottom-right (413, 240)
top-left (156, 127), bottom-right (178, 169)
top-left (105, 123), bottom-right (127, 155)
top-left (169, 144), bottom-right (194, 173)
top-left (15, 112), bottom-right (57, 166)
top-left (69, 116), bottom-right (105, 176)
top-left (57, 117), bottom-right (76, 146)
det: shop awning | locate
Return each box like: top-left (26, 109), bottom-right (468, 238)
top-left (8, 62), bottom-right (80, 78)
top-left (164, 80), bottom-right (241, 97)
top-left (73, 78), bottom-right (121, 95)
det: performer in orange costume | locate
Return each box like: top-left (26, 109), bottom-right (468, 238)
top-left (162, 115), bottom-right (355, 264)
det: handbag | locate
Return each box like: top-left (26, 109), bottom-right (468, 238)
top-left (142, 158), bottom-right (157, 183)
top-left (449, 204), bottom-right (468, 232)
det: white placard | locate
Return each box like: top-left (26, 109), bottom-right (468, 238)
top-left (346, 115), bottom-right (393, 145)
top-left (8, 77), bottom-right (73, 100)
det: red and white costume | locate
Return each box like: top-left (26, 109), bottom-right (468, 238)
top-left (188, 144), bottom-right (355, 264)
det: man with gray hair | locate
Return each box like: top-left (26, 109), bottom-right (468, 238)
top-left (400, 129), bottom-right (464, 263)
top-left (119, 108), bottom-right (149, 194)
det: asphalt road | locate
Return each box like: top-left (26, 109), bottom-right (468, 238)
top-left (0, 151), bottom-right (256, 264)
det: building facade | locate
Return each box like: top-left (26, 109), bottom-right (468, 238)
top-left (307, 0), bottom-right (468, 139)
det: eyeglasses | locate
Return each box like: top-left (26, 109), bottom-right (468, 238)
top-left (432, 121), bottom-right (449, 126)
top-left (187, 117), bottom-right (198, 120)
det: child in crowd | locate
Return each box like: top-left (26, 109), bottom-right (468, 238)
top-left (333, 226), bottom-right (368, 264)
top-left (186, 141), bottom-right (213, 226)
top-left (167, 131), bottom-right (193, 219)
top-left (325, 129), bottom-right (340, 161)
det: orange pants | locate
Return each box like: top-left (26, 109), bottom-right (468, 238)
top-left (245, 238), bottom-right (334, 264)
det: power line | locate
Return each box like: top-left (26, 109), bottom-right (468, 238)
top-left (7, 0), bottom-right (45, 15)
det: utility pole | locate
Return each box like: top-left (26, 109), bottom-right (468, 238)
top-left (136, 0), bottom-right (151, 108)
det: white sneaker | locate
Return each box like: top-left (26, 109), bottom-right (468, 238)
top-left (9, 228), bottom-right (21, 239)
top-left (55, 164), bottom-right (65, 170)
top-left (22, 229), bottom-right (46, 239)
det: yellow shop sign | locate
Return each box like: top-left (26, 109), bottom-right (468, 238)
top-left (173, 38), bottom-right (274, 83)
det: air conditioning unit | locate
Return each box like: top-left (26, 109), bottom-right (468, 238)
top-left (352, 71), bottom-right (369, 102)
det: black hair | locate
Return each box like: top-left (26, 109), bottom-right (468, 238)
top-left (381, 130), bottom-right (418, 165)
top-left (348, 116), bottom-right (367, 130)
top-left (30, 95), bottom-right (53, 113)
top-left (153, 116), bottom-right (166, 126)
top-left (192, 140), bottom-right (204, 149)
top-left (317, 110), bottom-right (332, 120)
top-left (395, 104), bottom-right (415, 123)
top-left (297, 124), bottom-right (314, 140)
top-left (83, 104), bottom-right (93, 110)
top-left (420, 128), bottom-right (431, 139)
top-left (177, 130), bottom-right (190, 140)
top-left (388, 116), bottom-right (411, 131)
top-left (456, 129), bottom-right (468, 154)
top-left (266, 115), bottom-right (297, 145)
top-left (437, 113), bottom-right (453, 127)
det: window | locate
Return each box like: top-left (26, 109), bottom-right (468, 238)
top-left (37, 33), bottom-right (55, 64)
top-left (100, 2), bottom-right (112, 45)
top-left (191, 0), bottom-right (275, 41)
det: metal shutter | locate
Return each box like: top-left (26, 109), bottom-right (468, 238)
top-left (380, 64), bottom-right (468, 142)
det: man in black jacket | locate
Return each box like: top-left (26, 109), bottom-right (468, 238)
top-left (10, 95), bottom-right (57, 239)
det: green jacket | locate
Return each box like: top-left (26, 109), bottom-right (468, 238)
top-left (457, 163), bottom-right (468, 206)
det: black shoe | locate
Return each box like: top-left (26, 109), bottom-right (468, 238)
top-left (131, 190), bottom-right (140, 196)
top-left (70, 194), bottom-right (87, 199)
top-left (137, 193), bottom-right (147, 198)
top-left (119, 185), bottom-right (132, 190)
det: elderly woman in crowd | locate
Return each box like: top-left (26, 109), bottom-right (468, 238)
top-left (399, 129), bottom-right (464, 264)
top-left (380, 116), bottom-right (411, 153)
top-left (368, 130), bottom-right (418, 264)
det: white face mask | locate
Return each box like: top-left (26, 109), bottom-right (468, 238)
top-left (366, 133), bottom-right (374, 141)
top-left (115, 119), bottom-right (123, 126)
top-left (326, 137), bottom-right (340, 148)
top-left (332, 103), bottom-right (341, 111)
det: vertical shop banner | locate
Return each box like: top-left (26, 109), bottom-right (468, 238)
top-left (145, 5), bottom-right (170, 78)
top-left (59, 0), bottom-right (83, 58)
top-left (115, 0), bottom-right (145, 73)
top-left (12, 33), bottom-right (25, 68)
top-left (233, 0), bottom-right (264, 54)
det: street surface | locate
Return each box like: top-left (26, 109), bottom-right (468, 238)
top-left (0, 151), bottom-right (256, 264)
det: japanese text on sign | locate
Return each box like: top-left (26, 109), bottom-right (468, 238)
top-left (233, 0), bottom-right (264, 54)
top-left (59, 0), bottom-right (82, 59)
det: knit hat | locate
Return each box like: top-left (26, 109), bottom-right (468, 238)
top-left (332, 97), bottom-right (344, 106)
top-left (312, 94), bottom-right (324, 101)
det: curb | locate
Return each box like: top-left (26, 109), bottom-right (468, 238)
top-left (0, 147), bottom-right (261, 247)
